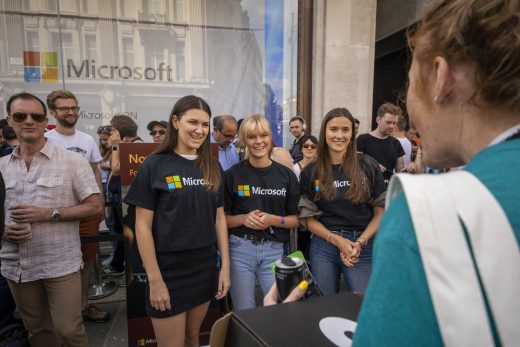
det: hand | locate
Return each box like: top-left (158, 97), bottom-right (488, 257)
top-left (215, 266), bottom-right (230, 300)
top-left (243, 210), bottom-right (267, 230)
top-left (335, 237), bottom-right (359, 267)
top-left (149, 279), bottom-right (171, 311)
top-left (109, 129), bottom-right (121, 146)
top-left (403, 162), bottom-right (417, 173)
top-left (4, 224), bottom-right (32, 243)
top-left (254, 211), bottom-right (274, 229)
top-left (263, 280), bottom-right (308, 306)
top-left (378, 164), bottom-right (387, 173)
top-left (9, 204), bottom-right (50, 223)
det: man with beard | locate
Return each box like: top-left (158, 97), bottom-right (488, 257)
top-left (357, 103), bottom-right (406, 185)
top-left (45, 90), bottom-right (110, 324)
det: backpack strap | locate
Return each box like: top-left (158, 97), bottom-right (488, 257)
top-left (387, 172), bottom-right (519, 346)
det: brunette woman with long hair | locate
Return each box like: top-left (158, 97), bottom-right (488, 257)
top-left (300, 108), bottom-right (385, 294)
top-left (124, 95), bottom-right (230, 347)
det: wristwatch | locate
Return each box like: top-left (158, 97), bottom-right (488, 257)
top-left (50, 208), bottom-right (62, 222)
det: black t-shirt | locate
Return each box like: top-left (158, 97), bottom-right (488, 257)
top-left (357, 133), bottom-right (405, 182)
top-left (300, 156), bottom-right (386, 231)
top-left (124, 152), bottom-right (224, 253)
top-left (224, 160), bottom-right (300, 243)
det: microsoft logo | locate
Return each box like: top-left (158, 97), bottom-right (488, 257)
top-left (23, 51), bottom-right (58, 83)
top-left (166, 175), bottom-right (182, 189)
top-left (136, 339), bottom-right (145, 346)
top-left (315, 180), bottom-right (320, 191)
top-left (237, 185), bottom-right (250, 197)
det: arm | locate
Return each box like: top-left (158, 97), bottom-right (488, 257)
top-left (215, 207), bottom-right (230, 299)
top-left (352, 206), bottom-right (384, 253)
top-left (99, 155), bottom-right (112, 170)
top-left (91, 162), bottom-right (105, 220)
top-left (110, 130), bottom-right (122, 176)
top-left (306, 217), bottom-right (358, 266)
top-left (135, 206), bottom-right (171, 311)
top-left (9, 194), bottom-right (101, 223)
top-left (395, 155), bottom-right (405, 173)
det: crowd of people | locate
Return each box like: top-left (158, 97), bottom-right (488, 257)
top-left (0, 0), bottom-right (518, 346)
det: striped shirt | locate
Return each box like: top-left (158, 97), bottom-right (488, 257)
top-left (0, 141), bottom-right (99, 282)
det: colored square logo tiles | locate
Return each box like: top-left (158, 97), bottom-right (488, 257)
top-left (237, 184), bottom-right (250, 197)
top-left (315, 179), bottom-right (320, 191)
top-left (23, 51), bottom-right (58, 83)
top-left (166, 175), bottom-right (182, 189)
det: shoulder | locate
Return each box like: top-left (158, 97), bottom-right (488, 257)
top-left (271, 147), bottom-right (293, 169)
top-left (357, 133), bottom-right (369, 141)
top-left (76, 130), bottom-right (96, 142)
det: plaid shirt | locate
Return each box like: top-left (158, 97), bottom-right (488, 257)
top-left (0, 141), bottom-right (99, 282)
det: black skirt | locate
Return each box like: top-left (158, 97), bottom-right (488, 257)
top-left (146, 245), bottom-right (218, 318)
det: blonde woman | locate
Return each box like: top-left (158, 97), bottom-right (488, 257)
top-left (224, 114), bottom-right (300, 311)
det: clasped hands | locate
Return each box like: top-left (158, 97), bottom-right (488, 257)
top-left (338, 237), bottom-right (362, 267)
top-left (242, 209), bottom-right (273, 230)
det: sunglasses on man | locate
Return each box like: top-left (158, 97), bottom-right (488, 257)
top-left (10, 112), bottom-right (47, 123)
top-left (150, 130), bottom-right (167, 136)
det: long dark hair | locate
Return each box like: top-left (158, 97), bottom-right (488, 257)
top-left (156, 95), bottom-right (221, 191)
top-left (315, 108), bottom-right (369, 203)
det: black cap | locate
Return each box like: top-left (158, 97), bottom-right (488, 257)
top-left (147, 120), bottom-right (168, 131)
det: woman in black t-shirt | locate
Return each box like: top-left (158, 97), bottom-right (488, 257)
top-left (124, 95), bottom-right (230, 347)
top-left (300, 108), bottom-right (385, 294)
top-left (224, 114), bottom-right (300, 311)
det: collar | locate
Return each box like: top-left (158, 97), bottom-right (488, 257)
top-left (11, 139), bottom-right (54, 161)
top-left (488, 123), bottom-right (520, 147)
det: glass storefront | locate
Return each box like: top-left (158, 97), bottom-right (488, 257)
top-left (0, 0), bottom-right (298, 146)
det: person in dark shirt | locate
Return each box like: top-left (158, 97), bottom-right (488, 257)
top-left (357, 103), bottom-right (406, 184)
top-left (224, 114), bottom-right (300, 311)
top-left (288, 116), bottom-right (306, 163)
top-left (124, 95), bottom-right (230, 347)
top-left (300, 108), bottom-right (386, 294)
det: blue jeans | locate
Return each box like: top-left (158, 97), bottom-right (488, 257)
top-left (229, 234), bottom-right (284, 311)
top-left (309, 231), bottom-right (372, 294)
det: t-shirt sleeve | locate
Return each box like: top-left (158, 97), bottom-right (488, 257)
top-left (286, 169), bottom-right (301, 215)
top-left (89, 138), bottom-right (103, 163)
top-left (223, 169), bottom-right (235, 214)
top-left (72, 155), bottom-right (100, 201)
top-left (217, 166), bottom-right (225, 208)
top-left (299, 166), bottom-right (315, 201)
top-left (123, 158), bottom-right (157, 211)
top-left (356, 135), bottom-right (366, 153)
top-left (353, 194), bottom-right (442, 347)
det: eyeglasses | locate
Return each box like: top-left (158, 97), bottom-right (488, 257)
top-left (97, 125), bottom-right (112, 133)
top-left (11, 112), bottom-right (47, 123)
top-left (302, 144), bottom-right (317, 149)
top-left (54, 106), bottom-right (80, 112)
top-left (150, 130), bottom-right (167, 136)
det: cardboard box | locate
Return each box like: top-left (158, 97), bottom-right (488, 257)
top-left (210, 292), bottom-right (362, 347)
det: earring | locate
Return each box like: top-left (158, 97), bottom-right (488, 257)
top-left (434, 95), bottom-right (439, 103)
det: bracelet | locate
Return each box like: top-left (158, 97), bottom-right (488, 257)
top-left (280, 216), bottom-right (285, 227)
top-left (354, 240), bottom-right (363, 248)
top-left (356, 237), bottom-right (368, 247)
